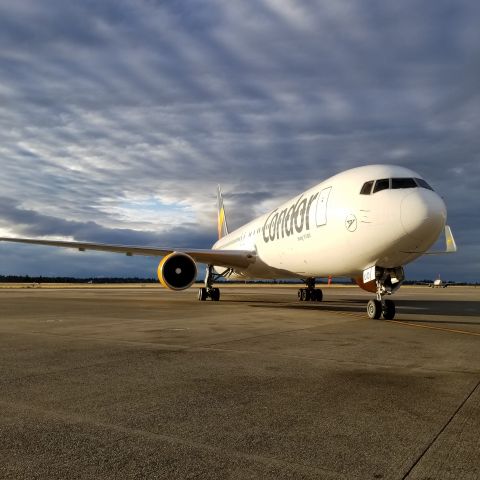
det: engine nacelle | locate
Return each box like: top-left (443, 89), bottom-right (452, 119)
top-left (157, 252), bottom-right (197, 291)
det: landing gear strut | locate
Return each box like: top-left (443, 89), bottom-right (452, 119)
top-left (366, 267), bottom-right (403, 320)
top-left (298, 277), bottom-right (323, 302)
top-left (198, 265), bottom-right (222, 301)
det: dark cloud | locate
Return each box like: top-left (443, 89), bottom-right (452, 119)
top-left (0, 0), bottom-right (479, 280)
top-left (0, 196), bottom-right (213, 248)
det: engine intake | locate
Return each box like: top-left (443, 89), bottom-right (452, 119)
top-left (157, 252), bottom-right (197, 290)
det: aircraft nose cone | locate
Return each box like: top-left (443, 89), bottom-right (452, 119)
top-left (400, 190), bottom-right (446, 241)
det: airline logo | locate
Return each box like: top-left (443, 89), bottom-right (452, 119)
top-left (345, 214), bottom-right (357, 232)
top-left (263, 193), bottom-right (318, 243)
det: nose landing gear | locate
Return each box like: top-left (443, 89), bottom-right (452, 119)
top-left (367, 298), bottom-right (395, 320)
top-left (298, 277), bottom-right (323, 302)
top-left (366, 267), bottom-right (404, 320)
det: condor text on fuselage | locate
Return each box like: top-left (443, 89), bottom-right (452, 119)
top-left (262, 192), bottom-right (320, 243)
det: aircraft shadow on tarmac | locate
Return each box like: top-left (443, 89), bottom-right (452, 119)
top-left (244, 299), bottom-right (480, 323)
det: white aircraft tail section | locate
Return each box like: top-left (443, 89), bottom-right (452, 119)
top-left (217, 185), bottom-right (229, 240)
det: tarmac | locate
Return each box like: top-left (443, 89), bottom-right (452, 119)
top-left (0, 284), bottom-right (479, 479)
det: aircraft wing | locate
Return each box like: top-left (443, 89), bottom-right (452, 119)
top-left (0, 237), bottom-right (256, 269)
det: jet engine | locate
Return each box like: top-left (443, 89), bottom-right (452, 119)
top-left (157, 252), bottom-right (197, 290)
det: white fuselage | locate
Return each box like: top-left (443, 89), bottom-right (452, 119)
top-left (213, 165), bottom-right (446, 280)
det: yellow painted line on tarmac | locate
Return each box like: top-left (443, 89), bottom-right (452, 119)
top-left (342, 312), bottom-right (364, 319)
top-left (386, 319), bottom-right (480, 337)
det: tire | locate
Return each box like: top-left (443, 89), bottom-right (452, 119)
top-left (367, 299), bottom-right (381, 319)
top-left (298, 289), bottom-right (303, 300)
top-left (315, 289), bottom-right (323, 302)
top-left (211, 288), bottom-right (220, 301)
top-left (198, 287), bottom-right (207, 301)
top-left (382, 299), bottom-right (395, 320)
top-left (305, 289), bottom-right (311, 301)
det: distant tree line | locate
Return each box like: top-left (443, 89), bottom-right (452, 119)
top-left (0, 275), bottom-right (477, 285)
top-left (0, 275), bottom-right (157, 284)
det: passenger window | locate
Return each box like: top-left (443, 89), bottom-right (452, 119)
top-left (415, 178), bottom-right (434, 191)
top-left (373, 178), bottom-right (389, 193)
top-left (360, 180), bottom-right (374, 195)
top-left (391, 178), bottom-right (417, 189)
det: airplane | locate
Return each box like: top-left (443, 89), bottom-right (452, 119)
top-left (429, 275), bottom-right (452, 288)
top-left (0, 164), bottom-right (457, 320)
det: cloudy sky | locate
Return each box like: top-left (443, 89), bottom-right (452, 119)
top-left (0, 0), bottom-right (479, 281)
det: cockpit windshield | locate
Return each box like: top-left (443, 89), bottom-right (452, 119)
top-left (373, 178), bottom-right (389, 193)
top-left (391, 178), bottom-right (417, 189)
top-left (360, 180), bottom-right (374, 195)
top-left (360, 177), bottom-right (434, 195)
top-left (415, 178), bottom-right (434, 190)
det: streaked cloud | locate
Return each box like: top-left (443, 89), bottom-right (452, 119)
top-left (0, 0), bottom-right (479, 280)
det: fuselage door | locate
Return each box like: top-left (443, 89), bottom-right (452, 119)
top-left (315, 186), bottom-right (332, 227)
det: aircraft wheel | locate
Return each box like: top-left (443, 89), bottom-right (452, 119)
top-left (305, 289), bottom-right (311, 301)
top-left (198, 287), bottom-right (208, 301)
top-left (382, 299), bottom-right (395, 320)
top-left (367, 299), bottom-right (382, 319)
top-left (211, 288), bottom-right (220, 301)
top-left (314, 289), bottom-right (323, 302)
top-left (300, 289), bottom-right (307, 301)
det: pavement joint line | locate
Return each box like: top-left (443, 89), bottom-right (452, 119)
top-left (195, 311), bottom-right (365, 349)
top-left (196, 325), bottom-right (335, 349)
top-left (0, 329), bottom-right (192, 350)
top-left (401, 378), bottom-right (480, 479)
top-left (0, 399), bottom-right (335, 478)
top-left (193, 346), bottom-right (480, 374)
top-left (0, 353), bottom-right (177, 385)
top-left (2, 330), bottom-right (478, 377)
top-left (387, 319), bottom-right (480, 337)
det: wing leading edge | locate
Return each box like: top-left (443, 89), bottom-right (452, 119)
top-left (0, 237), bottom-right (256, 269)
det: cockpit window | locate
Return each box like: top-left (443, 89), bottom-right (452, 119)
top-left (391, 178), bottom-right (417, 189)
top-left (360, 180), bottom-right (374, 195)
top-left (415, 178), bottom-right (434, 191)
top-left (373, 178), bottom-right (390, 193)
top-left (361, 177), bottom-right (434, 195)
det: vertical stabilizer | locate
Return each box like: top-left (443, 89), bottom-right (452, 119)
top-left (217, 185), bottom-right (229, 239)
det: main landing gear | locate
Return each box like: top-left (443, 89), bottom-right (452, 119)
top-left (298, 277), bottom-right (323, 302)
top-left (198, 265), bottom-right (222, 301)
top-left (366, 267), bottom-right (404, 320)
